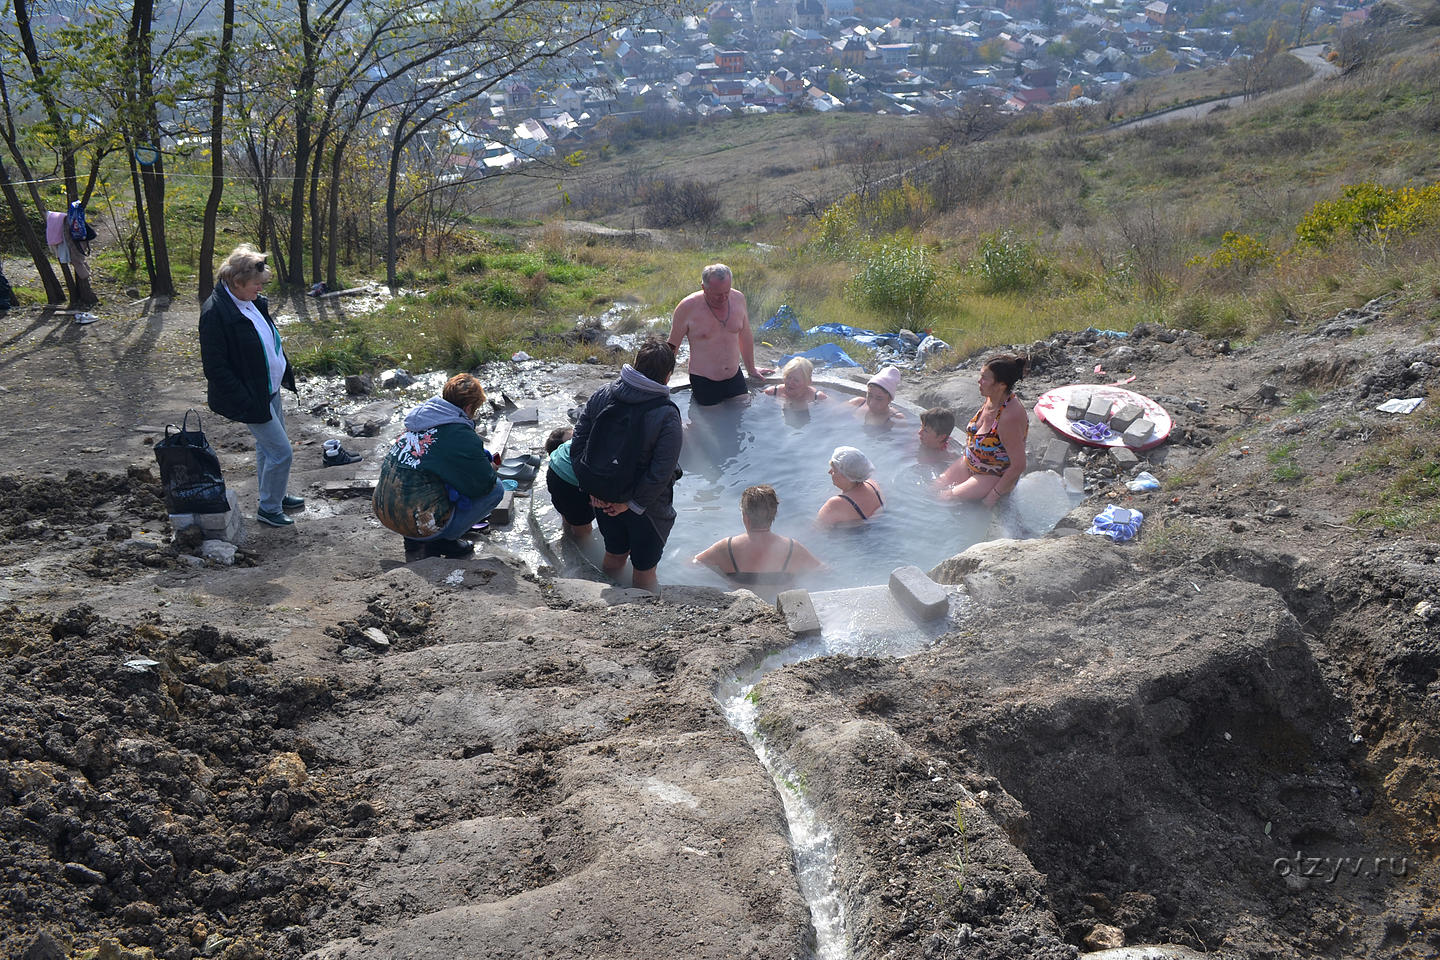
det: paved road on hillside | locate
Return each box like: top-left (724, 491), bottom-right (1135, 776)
top-left (1120, 43), bottom-right (1339, 129)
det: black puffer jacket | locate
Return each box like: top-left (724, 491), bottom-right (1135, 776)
top-left (198, 284), bottom-right (296, 424)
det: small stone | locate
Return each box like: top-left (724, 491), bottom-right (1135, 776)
top-left (63, 862), bottom-right (107, 885)
top-left (1082, 923), bottom-right (1124, 951)
top-left (1264, 501), bottom-right (1293, 518)
top-left (344, 374), bottom-right (373, 396)
top-left (1109, 446), bottom-right (1139, 468)
top-left (376, 368), bottom-right (413, 388)
top-left (362, 627), bottom-right (390, 649)
top-left (200, 540), bottom-right (237, 565)
top-left (1414, 600), bottom-right (1438, 621)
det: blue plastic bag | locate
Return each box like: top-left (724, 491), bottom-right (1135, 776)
top-left (1086, 505), bottom-right (1144, 542)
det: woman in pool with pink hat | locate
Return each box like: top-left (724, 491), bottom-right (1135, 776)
top-left (848, 365), bottom-right (906, 428)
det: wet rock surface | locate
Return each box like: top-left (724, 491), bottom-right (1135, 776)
top-left (1, 289), bottom-right (1438, 958)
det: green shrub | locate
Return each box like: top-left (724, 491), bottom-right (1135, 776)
top-left (1188, 231), bottom-right (1277, 275)
top-left (969, 231), bottom-right (1046, 293)
top-left (483, 278), bottom-right (525, 308)
top-left (851, 241), bottom-right (937, 322)
top-left (1295, 180), bottom-right (1440, 249)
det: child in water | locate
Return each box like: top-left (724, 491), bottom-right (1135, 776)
top-left (917, 407), bottom-right (957, 465)
top-left (543, 426), bottom-right (593, 536)
top-left (764, 356), bottom-right (828, 406)
top-left (848, 366), bottom-right (906, 428)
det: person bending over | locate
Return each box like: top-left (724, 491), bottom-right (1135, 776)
top-left (543, 426), bottom-right (592, 537)
top-left (694, 484), bottom-right (823, 586)
top-left (373, 373), bottom-right (503, 561)
top-left (935, 354), bottom-right (1029, 507)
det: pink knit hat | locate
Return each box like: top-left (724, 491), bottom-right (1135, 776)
top-left (868, 365), bottom-right (901, 399)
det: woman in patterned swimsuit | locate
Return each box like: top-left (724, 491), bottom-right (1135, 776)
top-left (935, 354), bottom-right (1029, 507)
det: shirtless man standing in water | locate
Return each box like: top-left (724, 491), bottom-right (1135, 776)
top-left (667, 263), bottom-right (772, 406)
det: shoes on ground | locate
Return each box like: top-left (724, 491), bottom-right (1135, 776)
top-left (323, 444), bottom-right (363, 467)
top-left (282, 494), bottom-right (306, 510)
top-left (257, 508), bottom-right (295, 527)
top-left (403, 537), bottom-right (475, 561)
top-left (430, 538), bottom-right (475, 559)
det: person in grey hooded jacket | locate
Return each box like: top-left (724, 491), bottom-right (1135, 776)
top-left (570, 337), bottom-right (683, 592)
top-left (373, 373), bottom-right (502, 561)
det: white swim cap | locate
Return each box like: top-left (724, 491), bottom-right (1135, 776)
top-left (829, 445), bottom-right (874, 483)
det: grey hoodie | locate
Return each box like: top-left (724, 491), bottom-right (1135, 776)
top-left (405, 397), bottom-right (475, 433)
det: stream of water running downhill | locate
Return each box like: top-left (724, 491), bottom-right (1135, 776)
top-left (715, 589), bottom-right (961, 959)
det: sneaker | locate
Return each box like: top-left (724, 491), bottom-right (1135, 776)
top-left (282, 494), bottom-right (306, 510)
top-left (323, 445), bottom-right (362, 467)
top-left (256, 508), bottom-right (295, 527)
top-left (429, 538), bottom-right (475, 559)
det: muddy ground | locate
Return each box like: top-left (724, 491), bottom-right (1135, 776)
top-left (1, 283), bottom-right (1437, 960)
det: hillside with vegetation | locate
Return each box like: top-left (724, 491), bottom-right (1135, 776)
top-left (217, 21), bottom-right (1440, 387)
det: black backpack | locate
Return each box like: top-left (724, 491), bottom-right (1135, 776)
top-left (572, 390), bottom-right (677, 503)
top-left (0, 272), bottom-right (12, 311)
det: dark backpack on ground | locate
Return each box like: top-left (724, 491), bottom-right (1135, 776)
top-left (572, 391), bottom-right (676, 503)
top-left (154, 410), bottom-right (229, 514)
top-left (0, 271), bottom-right (12, 311)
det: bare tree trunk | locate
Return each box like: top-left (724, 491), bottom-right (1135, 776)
top-left (198, 0), bottom-right (236, 302)
top-left (0, 161), bottom-right (64, 302)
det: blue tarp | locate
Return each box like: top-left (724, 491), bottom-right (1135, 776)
top-left (760, 304), bottom-right (802, 334)
top-left (779, 342), bottom-right (861, 368)
top-left (806, 322), bottom-right (905, 351)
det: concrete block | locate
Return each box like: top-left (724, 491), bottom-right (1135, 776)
top-left (1062, 467), bottom-right (1085, 493)
top-left (1109, 446), bottom-right (1140, 468)
top-left (489, 489), bottom-right (515, 525)
top-left (1066, 392), bottom-right (1091, 422)
top-left (1085, 395), bottom-right (1114, 423)
top-left (1038, 438), bottom-right (1073, 471)
top-left (1122, 418), bottom-right (1155, 447)
top-left (776, 589), bottom-right (821, 635)
top-left (1108, 402), bottom-right (1143, 432)
top-left (508, 405), bottom-right (540, 425)
top-left (888, 565), bottom-right (949, 621)
top-left (170, 490), bottom-right (245, 546)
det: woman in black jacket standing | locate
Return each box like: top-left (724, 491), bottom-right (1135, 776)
top-left (198, 244), bottom-right (304, 527)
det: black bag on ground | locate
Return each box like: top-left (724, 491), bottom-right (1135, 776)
top-left (572, 392), bottom-right (676, 503)
top-left (154, 410), bottom-right (229, 514)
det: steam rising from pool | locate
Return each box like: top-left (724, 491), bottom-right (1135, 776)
top-left (667, 390), bottom-right (1078, 590)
